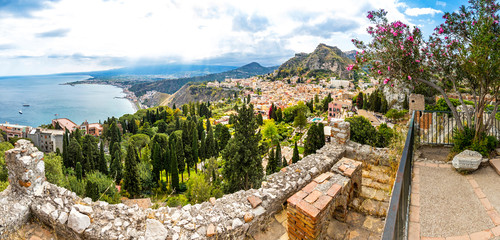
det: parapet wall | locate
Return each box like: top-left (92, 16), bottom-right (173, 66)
top-left (0, 139), bottom-right (346, 240)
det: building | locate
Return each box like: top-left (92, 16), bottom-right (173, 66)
top-left (52, 118), bottom-right (78, 132)
top-left (28, 128), bottom-right (64, 153)
top-left (80, 120), bottom-right (103, 137)
top-left (328, 100), bottom-right (352, 121)
top-left (0, 122), bottom-right (30, 140)
top-left (409, 94), bottom-right (425, 112)
top-left (329, 79), bottom-right (351, 89)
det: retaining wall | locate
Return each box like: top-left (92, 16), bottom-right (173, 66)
top-left (0, 139), bottom-right (346, 240)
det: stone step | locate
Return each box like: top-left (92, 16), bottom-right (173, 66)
top-left (490, 158), bottom-right (500, 175)
top-left (362, 178), bottom-right (392, 192)
top-left (360, 186), bottom-right (391, 202)
top-left (362, 170), bottom-right (392, 184)
top-left (349, 198), bottom-right (389, 217)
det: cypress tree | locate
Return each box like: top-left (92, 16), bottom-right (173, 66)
top-left (75, 162), bottom-right (83, 181)
top-left (67, 137), bottom-right (82, 169)
top-left (256, 114), bottom-right (264, 126)
top-left (275, 141), bottom-right (282, 168)
top-left (98, 141), bottom-right (107, 174)
top-left (124, 143), bottom-right (141, 197)
top-left (283, 156), bottom-right (288, 167)
top-left (357, 92), bottom-right (364, 110)
top-left (85, 180), bottom-right (99, 201)
top-left (199, 130), bottom-right (206, 162)
top-left (304, 124), bottom-right (318, 156)
top-left (62, 129), bottom-right (70, 168)
top-left (317, 123), bottom-right (325, 150)
top-left (276, 108), bottom-right (283, 122)
top-left (152, 142), bottom-right (162, 184)
top-left (190, 125), bottom-right (199, 179)
top-left (266, 147), bottom-right (276, 175)
top-left (403, 94), bottom-right (409, 110)
top-left (222, 104), bottom-right (263, 192)
top-left (110, 142), bottom-right (123, 184)
top-left (205, 126), bottom-right (216, 159)
top-left (292, 141), bottom-right (300, 163)
top-left (170, 139), bottom-right (180, 191)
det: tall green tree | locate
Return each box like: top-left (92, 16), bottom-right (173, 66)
top-left (294, 110), bottom-right (307, 133)
top-left (170, 138), bottom-right (180, 191)
top-left (357, 92), bottom-right (364, 110)
top-left (292, 141), bottom-right (300, 163)
top-left (75, 162), bottom-right (83, 181)
top-left (222, 104), bottom-right (263, 192)
top-left (266, 148), bottom-right (277, 175)
top-left (275, 141), bottom-right (282, 168)
top-left (304, 124), bottom-right (318, 156)
top-left (67, 138), bottom-right (82, 169)
top-left (317, 123), bottom-right (325, 150)
top-left (62, 129), bottom-right (70, 168)
top-left (98, 141), bottom-right (107, 174)
top-left (205, 126), bottom-right (217, 159)
top-left (124, 143), bottom-right (141, 197)
top-left (110, 142), bottom-right (123, 184)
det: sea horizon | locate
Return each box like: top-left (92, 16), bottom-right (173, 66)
top-left (0, 74), bottom-right (136, 128)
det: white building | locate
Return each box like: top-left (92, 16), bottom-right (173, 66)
top-left (28, 128), bottom-right (64, 153)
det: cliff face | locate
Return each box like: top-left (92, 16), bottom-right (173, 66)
top-left (276, 43), bottom-right (354, 79)
top-left (160, 83), bottom-right (237, 107)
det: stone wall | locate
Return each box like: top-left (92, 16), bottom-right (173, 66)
top-left (329, 119), bottom-right (350, 145)
top-left (344, 140), bottom-right (392, 166)
top-left (0, 140), bottom-right (346, 240)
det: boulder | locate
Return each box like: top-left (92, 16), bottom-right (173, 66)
top-left (452, 150), bottom-right (483, 171)
top-left (67, 208), bottom-right (90, 234)
top-left (145, 219), bottom-right (168, 240)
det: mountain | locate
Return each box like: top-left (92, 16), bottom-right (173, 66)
top-left (275, 43), bottom-right (354, 79)
top-left (80, 64), bottom-right (237, 80)
top-left (343, 50), bottom-right (357, 60)
top-left (130, 62), bottom-right (277, 96)
top-left (160, 83), bottom-right (238, 107)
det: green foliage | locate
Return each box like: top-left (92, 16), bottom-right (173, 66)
top-left (222, 104), bottom-right (263, 193)
top-left (86, 171), bottom-right (120, 203)
top-left (67, 138), bottom-right (82, 169)
top-left (75, 162), bottom-right (83, 181)
top-left (266, 148), bottom-right (277, 175)
top-left (166, 194), bottom-right (189, 207)
top-left (0, 142), bottom-right (14, 182)
top-left (66, 174), bottom-right (86, 196)
top-left (293, 110), bottom-right (307, 131)
top-left (385, 109), bottom-right (408, 121)
top-left (346, 116), bottom-right (392, 147)
top-left (44, 153), bottom-right (64, 186)
top-left (452, 126), bottom-right (498, 156)
top-left (124, 143), bottom-right (141, 197)
top-left (262, 120), bottom-right (279, 143)
top-left (0, 181), bottom-right (8, 192)
top-left (138, 161), bottom-right (154, 195)
top-left (304, 124), bottom-right (319, 156)
top-left (186, 174), bottom-right (211, 204)
top-left (110, 142), bottom-right (123, 184)
top-left (292, 142), bottom-right (300, 163)
top-left (283, 102), bottom-right (310, 123)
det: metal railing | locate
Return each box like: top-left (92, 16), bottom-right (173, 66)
top-left (414, 110), bottom-right (500, 145)
top-left (382, 111), bottom-right (415, 240)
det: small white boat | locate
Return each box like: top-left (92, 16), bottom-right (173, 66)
top-left (19, 110), bottom-right (22, 114)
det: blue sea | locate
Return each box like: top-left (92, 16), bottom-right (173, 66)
top-left (0, 75), bottom-right (135, 127)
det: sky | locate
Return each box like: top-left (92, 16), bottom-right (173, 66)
top-left (0, 0), bottom-right (468, 76)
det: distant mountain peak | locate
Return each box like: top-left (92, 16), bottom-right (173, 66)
top-left (275, 43), bottom-right (353, 79)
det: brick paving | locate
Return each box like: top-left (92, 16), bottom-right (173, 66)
top-left (409, 161), bottom-right (500, 240)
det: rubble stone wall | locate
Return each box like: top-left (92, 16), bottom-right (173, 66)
top-left (344, 141), bottom-right (392, 166)
top-left (0, 140), bottom-right (346, 240)
top-left (330, 119), bottom-right (350, 145)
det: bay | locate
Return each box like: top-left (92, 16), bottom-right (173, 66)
top-left (0, 74), bottom-right (135, 127)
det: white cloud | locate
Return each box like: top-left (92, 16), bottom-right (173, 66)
top-left (404, 7), bottom-right (443, 17)
top-left (436, 1), bottom-right (447, 7)
top-left (0, 0), bottom-right (414, 76)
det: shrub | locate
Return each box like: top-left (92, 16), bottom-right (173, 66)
top-left (86, 171), bottom-right (120, 204)
top-left (66, 175), bottom-right (85, 196)
top-left (185, 174), bottom-right (211, 204)
top-left (452, 126), bottom-right (499, 156)
top-left (0, 181), bottom-right (8, 192)
top-left (346, 116), bottom-right (378, 146)
top-left (166, 195), bottom-right (189, 207)
top-left (44, 153), bottom-right (64, 186)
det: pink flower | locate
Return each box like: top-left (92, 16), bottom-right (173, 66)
top-left (407, 36), bottom-right (414, 42)
top-left (367, 13), bottom-right (374, 19)
top-left (472, 21), bottom-right (477, 25)
top-left (439, 27), bottom-right (444, 34)
top-left (391, 84), bottom-right (394, 87)
top-left (495, 20), bottom-right (499, 24)
top-left (383, 78), bottom-right (390, 84)
top-left (387, 66), bottom-right (391, 71)
top-left (408, 76), bottom-right (412, 80)
top-left (415, 59), bottom-right (420, 63)
top-left (445, 36), bottom-right (448, 39)
top-left (346, 64), bottom-right (354, 71)
top-left (420, 69), bottom-right (424, 72)
top-left (377, 70), bottom-right (382, 75)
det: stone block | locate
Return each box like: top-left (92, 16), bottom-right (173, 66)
top-left (490, 158), bottom-right (500, 175)
top-left (452, 150), bottom-right (483, 171)
top-left (67, 208), bottom-right (90, 234)
top-left (145, 219), bottom-right (168, 240)
top-left (247, 195), bottom-right (262, 209)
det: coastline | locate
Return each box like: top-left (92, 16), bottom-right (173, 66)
top-left (66, 80), bottom-right (141, 112)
